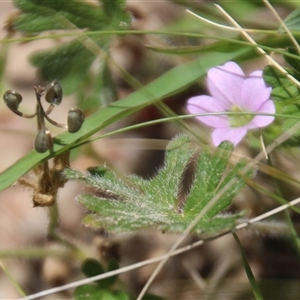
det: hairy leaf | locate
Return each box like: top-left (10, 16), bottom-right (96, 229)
top-left (64, 135), bottom-right (252, 236)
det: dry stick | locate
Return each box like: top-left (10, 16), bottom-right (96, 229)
top-left (137, 6), bottom-right (300, 300)
top-left (182, 258), bottom-right (207, 290)
top-left (187, 6), bottom-right (300, 89)
top-left (214, 4), bottom-right (300, 88)
top-left (186, 9), bottom-right (259, 33)
top-left (262, 0), bottom-right (300, 53)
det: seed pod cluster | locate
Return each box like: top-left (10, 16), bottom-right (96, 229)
top-left (2, 81), bottom-right (85, 153)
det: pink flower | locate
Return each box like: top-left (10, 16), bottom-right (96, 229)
top-left (187, 61), bottom-right (275, 146)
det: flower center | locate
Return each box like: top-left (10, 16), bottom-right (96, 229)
top-left (229, 105), bottom-right (253, 127)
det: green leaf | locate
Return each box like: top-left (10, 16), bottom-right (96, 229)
top-left (233, 232), bottom-right (263, 300)
top-left (144, 134), bottom-right (196, 208)
top-left (81, 258), bottom-right (119, 288)
top-left (279, 7), bottom-right (300, 33)
top-left (184, 142), bottom-right (235, 217)
top-left (12, 0), bottom-right (130, 95)
top-left (66, 134), bottom-right (197, 232)
top-left (82, 259), bottom-right (105, 279)
top-left (74, 285), bottom-right (130, 300)
top-left (106, 259), bottom-right (119, 286)
top-left (263, 65), bottom-right (300, 102)
top-left (74, 285), bottom-right (105, 300)
top-left (13, 0), bottom-right (129, 33)
top-left (283, 47), bottom-right (300, 71)
top-left (0, 49), bottom-right (250, 192)
top-left (263, 66), bottom-right (300, 138)
top-left (146, 41), bottom-right (247, 55)
top-left (64, 135), bottom-right (252, 235)
top-left (78, 61), bottom-right (118, 109)
top-left (30, 40), bottom-right (95, 92)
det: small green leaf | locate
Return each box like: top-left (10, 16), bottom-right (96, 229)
top-left (106, 259), bottom-right (119, 286)
top-left (263, 65), bottom-right (300, 102)
top-left (263, 65), bottom-right (300, 138)
top-left (279, 7), bottom-right (300, 33)
top-left (284, 47), bottom-right (300, 71)
top-left (74, 285), bottom-right (130, 300)
top-left (82, 258), bottom-right (105, 280)
top-left (81, 258), bottom-right (119, 289)
top-left (74, 285), bottom-right (105, 300)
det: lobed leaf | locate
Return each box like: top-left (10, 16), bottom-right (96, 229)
top-left (184, 141), bottom-right (234, 216)
top-left (65, 135), bottom-right (252, 235)
top-left (13, 0), bottom-right (129, 33)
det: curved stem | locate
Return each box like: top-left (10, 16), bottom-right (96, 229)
top-left (42, 111), bottom-right (68, 129)
top-left (44, 104), bottom-right (55, 115)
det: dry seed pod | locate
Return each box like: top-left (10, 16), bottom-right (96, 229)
top-left (35, 129), bottom-right (52, 153)
top-left (45, 80), bottom-right (62, 105)
top-left (3, 90), bottom-right (22, 112)
top-left (67, 108), bottom-right (85, 133)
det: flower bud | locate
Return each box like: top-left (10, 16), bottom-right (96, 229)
top-left (45, 80), bottom-right (62, 105)
top-left (3, 90), bottom-right (22, 112)
top-left (35, 129), bottom-right (52, 153)
top-left (67, 108), bottom-right (85, 133)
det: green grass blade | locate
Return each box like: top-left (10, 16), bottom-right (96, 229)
top-left (0, 48), bottom-right (250, 192)
top-left (233, 232), bottom-right (264, 300)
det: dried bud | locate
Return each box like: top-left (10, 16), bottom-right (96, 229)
top-left (67, 108), bottom-right (85, 133)
top-left (45, 80), bottom-right (62, 105)
top-left (34, 129), bottom-right (52, 153)
top-left (3, 90), bottom-right (22, 112)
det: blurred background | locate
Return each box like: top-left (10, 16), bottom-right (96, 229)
top-left (1, 1), bottom-right (300, 299)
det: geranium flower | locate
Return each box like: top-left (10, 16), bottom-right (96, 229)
top-left (187, 61), bottom-right (275, 146)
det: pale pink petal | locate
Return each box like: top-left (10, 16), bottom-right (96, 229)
top-left (245, 100), bottom-right (275, 129)
top-left (257, 98), bottom-right (276, 114)
top-left (240, 70), bottom-right (272, 110)
top-left (207, 61), bottom-right (245, 107)
top-left (187, 95), bottom-right (229, 128)
top-left (212, 127), bottom-right (248, 146)
top-left (186, 61), bottom-right (276, 147)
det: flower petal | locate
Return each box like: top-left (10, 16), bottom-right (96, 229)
top-left (207, 61), bottom-right (245, 107)
top-left (246, 99), bottom-right (275, 129)
top-left (241, 70), bottom-right (272, 110)
top-left (187, 95), bottom-right (229, 128)
top-left (211, 127), bottom-right (247, 146)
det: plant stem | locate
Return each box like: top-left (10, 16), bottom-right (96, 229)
top-left (48, 202), bottom-right (59, 239)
